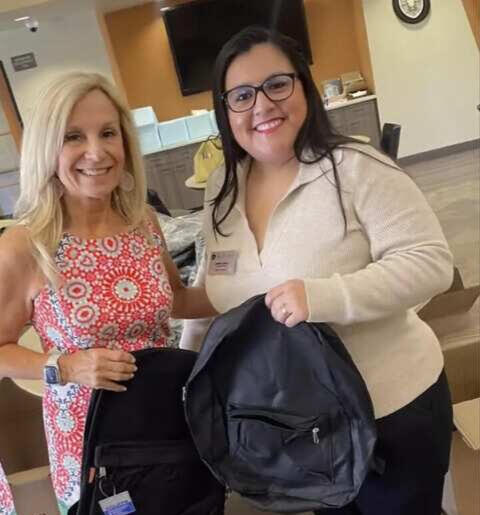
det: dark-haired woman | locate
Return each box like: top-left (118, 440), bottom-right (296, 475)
top-left (180, 26), bottom-right (454, 514)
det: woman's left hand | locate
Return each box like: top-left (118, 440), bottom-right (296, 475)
top-left (265, 279), bottom-right (309, 327)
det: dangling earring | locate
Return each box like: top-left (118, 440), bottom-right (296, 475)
top-left (119, 171), bottom-right (134, 192)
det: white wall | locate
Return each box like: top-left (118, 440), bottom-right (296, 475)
top-left (0, 4), bottom-right (113, 123)
top-left (363, 0), bottom-right (479, 158)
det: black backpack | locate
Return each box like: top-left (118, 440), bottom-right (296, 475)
top-left (68, 348), bottom-right (224, 515)
top-left (184, 295), bottom-right (378, 513)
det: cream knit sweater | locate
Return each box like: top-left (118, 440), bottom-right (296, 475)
top-left (180, 144), bottom-right (454, 418)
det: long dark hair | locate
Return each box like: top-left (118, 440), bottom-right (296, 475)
top-left (211, 26), bottom-right (350, 236)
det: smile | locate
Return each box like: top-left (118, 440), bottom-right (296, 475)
top-left (254, 118), bottom-right (284, 133)
top-left (77, 167), bottom-right (111, 177)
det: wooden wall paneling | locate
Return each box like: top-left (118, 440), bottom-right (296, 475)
top-left (105, 2), bottom-right (212, 122)
top-left (462, 0), bottom-right (480, 49)
top-left (96, 9), bottom-right (129, 104)
top-left (351, 0), bottom-right (376, 94)
top-left (304, 0), bottom-right (362, 86)
top-left (104, 0), bottom-right (374, 121)
top-left (0, 62), bottom-right (22, 152)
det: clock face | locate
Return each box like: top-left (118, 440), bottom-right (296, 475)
top-left (399, 0), bottom-right (424, 19)
top-left (393, 0), bottom-right (430, 24)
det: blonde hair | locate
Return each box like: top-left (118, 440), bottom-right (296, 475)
top-left (15, 71), bottom-right (150, 286)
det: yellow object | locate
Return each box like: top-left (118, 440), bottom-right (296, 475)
top-left (186, 137), bottom-right (224, 189)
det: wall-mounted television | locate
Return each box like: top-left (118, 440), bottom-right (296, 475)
top-left (163, 0), bottom-right (312, 96)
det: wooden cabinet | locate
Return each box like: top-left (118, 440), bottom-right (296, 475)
top-left (326, 97), bottom-right (381, 148)
top-left (144, 142), bottom-right (204, 211)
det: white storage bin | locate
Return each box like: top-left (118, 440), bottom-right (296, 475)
top-left (130, 106), bottom-right (157, 127)
top-left (137, 123), bottom-right (162, 154)
top-left (185, 112), bottom-right (214, 140)
top-left (158, 118), bottom-right (189, 147)
top-left (209, 110), bottom-right (219, 134)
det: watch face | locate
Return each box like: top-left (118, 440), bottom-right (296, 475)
top-left (44, 365), bottom-right (61, 384)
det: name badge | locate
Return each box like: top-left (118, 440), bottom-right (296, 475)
top-left (208, 250), bottom-right (238, 275)
top-left (99, 491), bottom-right (136, 515)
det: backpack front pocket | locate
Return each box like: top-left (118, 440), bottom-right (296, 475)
top-left (227, 405), bottom-right (333, 483)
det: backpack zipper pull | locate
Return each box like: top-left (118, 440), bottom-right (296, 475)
top-left (312, 426), bottom-right (320, 444)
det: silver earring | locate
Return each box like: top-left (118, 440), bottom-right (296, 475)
top-left (119, 171), bottom-right (134, 192)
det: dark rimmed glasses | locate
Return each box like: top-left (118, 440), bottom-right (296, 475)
top-left (222, 73), bottom-right (297, 113)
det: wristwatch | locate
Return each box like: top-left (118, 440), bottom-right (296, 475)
top-left (43, 351), bottom-right (64, 385)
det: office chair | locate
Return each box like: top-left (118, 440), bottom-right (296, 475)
top-left (380, 123), bottom-right (401, 160)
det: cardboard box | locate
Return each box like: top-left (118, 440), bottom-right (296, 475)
top-left (0, 378), bottom-right (48, 475)
top-left (441, 331), bottom-right (478, 515)
top-left (418, 267), bottom-right (480, 324)
top-left (451, 399), bottom-right (480, 515)
top-left (417, 268), bottom-right (480, 515)
top-left (8, 466), bottom-right (60, 515)
top-left (0, 379), bottom-right (54, 514)
top-left (418, 268), bottom-right (479, 404)
top-left (340, 71), bottom-right (367, 95)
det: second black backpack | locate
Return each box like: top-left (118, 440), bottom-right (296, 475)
top-left (68, 347), bottom-right (224, 515)
top-left (184, 295), bottom-right (378, 513)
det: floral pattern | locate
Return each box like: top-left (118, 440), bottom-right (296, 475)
top-left (26, 226), bottom-right (173, 510)
top-left (0, 462), bottom-right (15, 515)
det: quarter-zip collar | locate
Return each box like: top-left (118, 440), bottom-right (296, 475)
top-left (230, 147), bottom-right (345, 215)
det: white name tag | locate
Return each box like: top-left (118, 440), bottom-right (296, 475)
top-left (208, 250), bottom-right (238, 275)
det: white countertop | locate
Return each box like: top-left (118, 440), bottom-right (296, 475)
top-left (325, 94), bottom-right (377, 111)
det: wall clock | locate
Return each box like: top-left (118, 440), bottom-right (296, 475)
top-left (393, 0), bottom-right (431, 24)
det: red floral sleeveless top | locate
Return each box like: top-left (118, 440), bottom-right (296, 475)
top-left (29, 225), bottom-right (172, 510)
top-left (0, 464), bottom-right (14, 515)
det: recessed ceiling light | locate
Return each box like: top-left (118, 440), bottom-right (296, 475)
top-left (14, 16), bottom-right (30, 22)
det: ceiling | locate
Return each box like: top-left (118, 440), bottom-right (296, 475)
top-left (0, 0), bottom-right (191, 32)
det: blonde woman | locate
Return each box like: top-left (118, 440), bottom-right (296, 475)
top-left (0, 72), bottom-right (215, 513)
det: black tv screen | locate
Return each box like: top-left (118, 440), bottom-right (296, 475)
top-left (163, 0), bottom-right (312, 96)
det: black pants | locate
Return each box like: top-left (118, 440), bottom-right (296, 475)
top-left (315, 370), bottom-right (453, 515)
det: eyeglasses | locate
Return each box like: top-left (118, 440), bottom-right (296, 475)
top-left (222, 73), bottom-right (297, 113)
